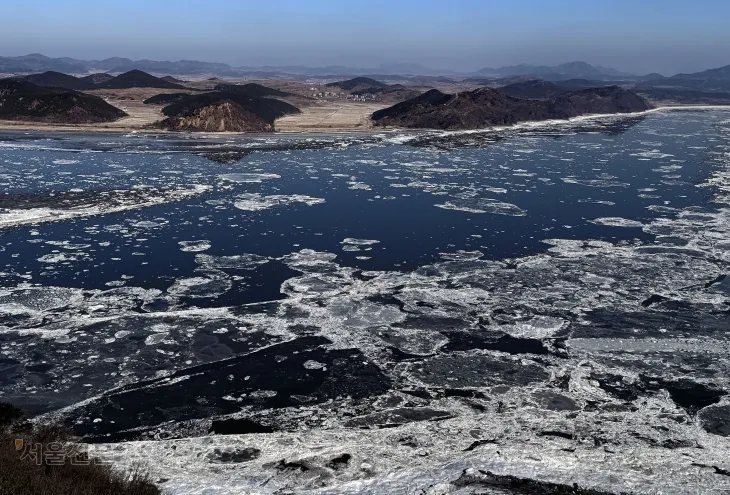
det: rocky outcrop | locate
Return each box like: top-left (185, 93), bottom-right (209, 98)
top-left (143, 93), bottom-right (191, 105)
top-left (79, 73), bottom-right (115, 86)
top-left (372, 86), bottom-right (652, 130)
top-left (326, 77), bottom-right (387, 92)
top-left (157, 91), bottom-right (300, 132)
top-left (23, 71), bottom-right (88, 90)
top-left (548, 85), bottom-right (653, 119)
top-left (160, 100), bottom-right (275, 132)
top-left (498, 79), bottom-right (565, 99)
top-left (20, 70), bottom-right (183, 91)
top-left (0, 79), bottom-right (127, 123)
top-left (214, 83), bottom-right (291, 98)
top-left (96, 70), bottom-right (186, 90)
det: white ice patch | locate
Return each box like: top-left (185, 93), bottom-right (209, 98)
top-left (631, 150), bottom-right (674, 159)
top-left (128, 219), bottom-right (168, 229)
top-left (52, 159), bottom-right (80, 165)
top-left (435, 198), bottom-right (526, 216)
top-left (0, 185), bottom-right (211, 229)
top-left (335, 300), bottom-right (406, 329)
top-left (348, 181), bottom-right (372, 190)
top-left (0, 286), bottom-right (84, 313)
top-left (590, 217), bottom-right (644, 228)
top-left (280, 249), bottom-right (338, 272)
top-left (37, 253), bottom-right (85, 264)
top-left (166, 272), bottom-right (232, 298)
top-left (341, 238), bottom-right (380, 246)
top-left (561, 178), bottom-right (629, 188)
top-left (218, 173), bottom-right (280, 183)
top-left (195, 253), bottom-right (269, 270)
top-left (233, 193), bottom-right (325, 211)
top-left (501, 315), bottom-right (568, 339)
top-left (439, 250), bottom-right (484, 261)
top-left (178, 240), bottom-right (212, 253)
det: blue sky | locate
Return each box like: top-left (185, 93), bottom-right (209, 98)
top-left (1, 0), bottom-right (728, 74)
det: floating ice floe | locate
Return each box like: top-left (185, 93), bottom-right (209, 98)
top-left (233, 193), bottom-right (325, 211)
top-left (347, 181), bottom-right (372, 190)
top-left (631, 150), bottom-right (674, 159)
top-left (341, 238), bottom-right (380, 246)
top-left (195, 253), bottom-right (269, 270)
top-left (166, 270), bottom-right (232, 298)
top-left (561, 177), bottom-right (629, 187)
top-left (218, 173), bottom-right (280, 183)
top-left (178, 240), bottom-right (212, 252)
top-left (439, 250), bottom-right (484, 261)
top-left (590, 217), bottom-right (644, 228)
top-left (37, 252), bottom-right (87, 264)
top-left (435, 198), bottom-right (526, 216)
top-left (0, 185), bottom-right (211, 229)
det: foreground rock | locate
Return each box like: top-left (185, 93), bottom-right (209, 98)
top-left (372, 85), bottom-right (652, 130)
top-left (0, 79), bottom-right (127, 124)
top-left (157, 90), bottom-right (300, 132)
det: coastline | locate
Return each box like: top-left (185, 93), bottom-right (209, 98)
top-left (0, 103), bottom-right (728, 137)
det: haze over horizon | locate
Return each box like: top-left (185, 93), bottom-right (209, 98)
top-left (1, 0), bottom-right (730, 75)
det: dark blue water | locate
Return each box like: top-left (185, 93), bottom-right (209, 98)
top-left (0, 110), bottom-right (724, 306)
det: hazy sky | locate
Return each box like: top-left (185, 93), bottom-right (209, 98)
top-left (2, 0), bottom-right (729, 74)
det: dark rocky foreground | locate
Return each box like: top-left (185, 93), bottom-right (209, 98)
top-left (0, 79), bottom-right (127, 124)
top-left (372, 86), bottom-right (652, 130)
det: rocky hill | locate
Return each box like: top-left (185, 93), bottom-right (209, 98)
top-left (20, 70), bottom-right (181, 91)
top-left (548, 86), bottom-right (652, 119)
top-left (157, 91), bottom-right (300, 132)
top-left (325, 77), bottom-right (422, 102)
top-left (143, 93), bottom-right (191, 105)
top-left (78, 73), bottom-right (114, 86)
top-left (96, 70), bottom-right (186, 90)
top-left (325, 77), bottom-right (387, 92)
top-left (0, 79), bottom-right (127, 123)
top-left (213, 83), bottom-right (290, 98)
top-left (23, 71), bottom-right (87, 90)
top-left (352, 83), bottom-right (422, 100)
top-left (160, 75), bottom-right (185, 84)
top-left (498, 79), bottom-right (565, 100)
top-left (372, 86), bottom-right (651, 130)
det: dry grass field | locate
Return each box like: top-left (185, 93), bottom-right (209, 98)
top-left (276, 101), bottom-right (389, 132)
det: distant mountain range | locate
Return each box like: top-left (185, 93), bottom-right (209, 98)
top-left (0, 54), bottom-right (634, 78)
top-left (0, 54), bottom-right (452, 77)
top-left (474, 61), bottom-right (635, 81)
top-left (2, 54), bottom-right (730, 86)
top-left (0, 53), bottom-right (237, 76)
